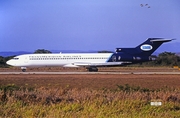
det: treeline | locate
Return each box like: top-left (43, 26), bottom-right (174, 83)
top-left (0, 56), bottom-right (14, 67)
top-left (132, 52), bottom-right (180, 67)
top-left (0, 51), bottom-right (180, 68)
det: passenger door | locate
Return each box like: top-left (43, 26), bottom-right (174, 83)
top-left (24, 56), bottom-right (28, 63)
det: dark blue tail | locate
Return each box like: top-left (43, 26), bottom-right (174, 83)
top-left (115, 38), bottom-right (173, 56)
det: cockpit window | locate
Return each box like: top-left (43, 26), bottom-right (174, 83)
top-left (13, 58), bottom-right (19, 60)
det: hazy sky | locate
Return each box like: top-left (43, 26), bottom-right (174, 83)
top-left (0, 0), bottom-right (180, 52)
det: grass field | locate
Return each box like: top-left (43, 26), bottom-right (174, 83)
top-left (1, 67), bottom-right (180, 117)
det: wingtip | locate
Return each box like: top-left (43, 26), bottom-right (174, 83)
top-left (164, 38), bottom-right (176, 42)
top-left (171, 38), bottom-right (176, 41)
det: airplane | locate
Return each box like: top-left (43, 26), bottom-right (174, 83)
top-left (6, 38), bottom-right (173, 72)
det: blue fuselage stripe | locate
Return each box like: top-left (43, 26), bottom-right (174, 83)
top-left (106, 53), bottom-right (114, 62)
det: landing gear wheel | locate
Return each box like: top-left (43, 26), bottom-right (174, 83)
top-left (87, 67), bottom-right (98, 72)
top-left (22, 69), bottom-right (26, 72)
top-left (21, 67), bottom-right (27, 72)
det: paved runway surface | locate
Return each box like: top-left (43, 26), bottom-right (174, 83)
top-left (1, 71), bottom-right (180, 74)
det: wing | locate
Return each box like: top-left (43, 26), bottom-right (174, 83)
top-left (63, 61), bottom-right (132, 67)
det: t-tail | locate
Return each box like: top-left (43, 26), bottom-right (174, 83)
top-left (115, 38), bottom-right (174, 56)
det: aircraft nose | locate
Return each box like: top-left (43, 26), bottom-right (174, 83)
top-left (6, 60), bottom-right (15, 66)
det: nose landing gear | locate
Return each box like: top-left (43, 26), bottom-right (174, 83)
top-left (21, 67), bottom-right (27, 72)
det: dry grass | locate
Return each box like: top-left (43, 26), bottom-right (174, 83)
top-left (1, 85), bottom-right (180, 117)
top-left (1, 67), bottom-right (180, 117)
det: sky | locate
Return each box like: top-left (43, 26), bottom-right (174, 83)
top-left (0, 0), bottom-right (180, 52)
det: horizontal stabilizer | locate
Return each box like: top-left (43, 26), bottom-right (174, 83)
top-left (150, 38), bottom-right (175, 42)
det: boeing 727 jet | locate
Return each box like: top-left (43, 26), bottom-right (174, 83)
top-left (6, 38), bottom-right (173, 72)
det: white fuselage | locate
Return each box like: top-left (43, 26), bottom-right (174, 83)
top-left (6, 53), bottom-right (117, 67)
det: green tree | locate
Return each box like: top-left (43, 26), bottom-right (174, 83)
top-left (155, 52), bottom-right (180, 66)
top-left (129, 52), bottom-right (180, 67)
top-left (34, 49), bottom-right (52, 54)
top-left (98, 50), bottom-right (114, 53)
top-left (0, 56), bottom-right (5, 67)
top-left (0, 56), bottom-right (15, 67)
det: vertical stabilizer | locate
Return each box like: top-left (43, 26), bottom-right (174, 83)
top-left (115, 38), bottom-right (173, 56)
top-left (135, 38), bottom-right (173, 56)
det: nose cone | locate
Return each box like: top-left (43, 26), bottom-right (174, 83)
top-left (6, 60), bottom-right (15, 66)
top-left (6, 60), bottom-right (10, 65)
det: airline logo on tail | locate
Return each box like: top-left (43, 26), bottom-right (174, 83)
top-left (140, 44), bottom-right (153, 51)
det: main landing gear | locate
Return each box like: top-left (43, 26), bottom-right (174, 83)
top-left (86, 67), bottom-right (98, 72)
top-left (21, 67), bottom-right (27, 72)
